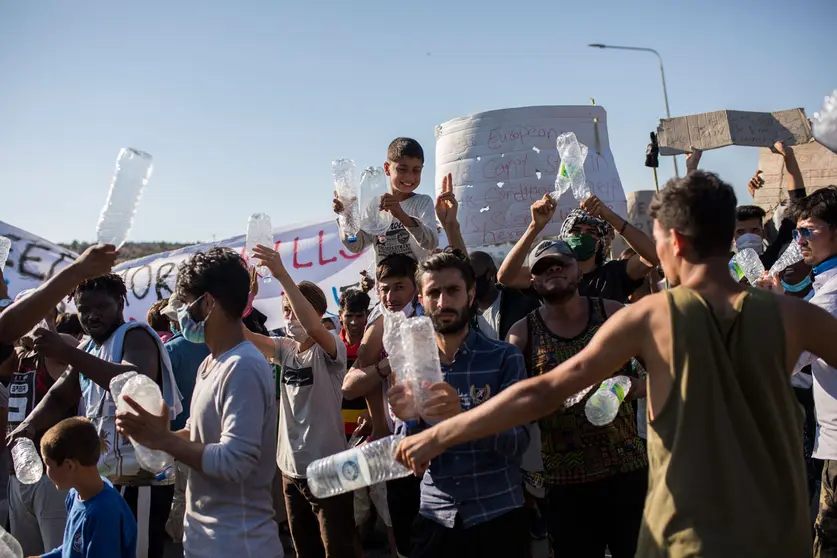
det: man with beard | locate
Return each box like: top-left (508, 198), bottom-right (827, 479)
top-left (387, 249), bottom-right (530, 558)
top-left (498, 195), bottom-right (658, 303)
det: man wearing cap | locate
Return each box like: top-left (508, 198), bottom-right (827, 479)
top-left (498, 195), bottom-right (659, 303)
top-left (503, 237), bottom-right (648, 557)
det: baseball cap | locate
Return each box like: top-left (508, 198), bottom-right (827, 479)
top-left (528, 239), bottom-right (576, 274)
top-left (161, 296), bottom-right (181, 322)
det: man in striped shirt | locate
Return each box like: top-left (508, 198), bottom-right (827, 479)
top-left (388, 249), bottom-right (530, 558)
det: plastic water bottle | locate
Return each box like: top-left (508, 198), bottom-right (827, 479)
top-left (735, 248), bottom-right (765, 285)
top-left (95, 148), bottom-right (153, 249)
top-left (0, 525), bottom-right (23, 558)
top-left (11, 438), bottom-right (43, 485)
top-left (306, 435), bottom-right (411, 499)
top-left (333, 159), bottom-right (359, 243)
top-left (358, 166), bottom-right (393, 238)
top-left (813, 90), bottom-right (837, 153)
top-left (585, 376), bottom-right (632, 426)
top-left (0, 236), bottom-right (10, 271)
top-left (554, 132), bottom-right (590, 201)
top-left (768, 241), bottom-right (804, 276)
top-left (110, 372), bottom-right (174, 481)
top-left (383, 314), bottom-right (443, 416)
top-left (246, 213), bottom-right (274, 282)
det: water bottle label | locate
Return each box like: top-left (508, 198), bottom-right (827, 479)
top-left (334, 452), bottom-right (372, 492)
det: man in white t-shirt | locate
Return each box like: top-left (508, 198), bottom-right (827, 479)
top-left (246, 244), bottom-right (354, 558)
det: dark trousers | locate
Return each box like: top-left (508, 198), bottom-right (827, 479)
top-left (815, 460), bottom-right (837, 558)
top-left (282, 474), bottom-right (355, 558)
top-left (118, 484), bottom-right (174, 558)
top-left (411, 507), bottom-right (529, 558)
top-left (544, 468), bottom-right (648, 558)
top-left (386, 474), bottom-right (422, 557)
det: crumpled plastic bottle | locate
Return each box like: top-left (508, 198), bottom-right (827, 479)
top-left (333, 159), bottom-right (359, 242)
top-left (95, 148), bottom-right (153, 249)
top-left (358, 166), bottom-right (393, 239)
top-left (554, 132), bottom-right (590, 201)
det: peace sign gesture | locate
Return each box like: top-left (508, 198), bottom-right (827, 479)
top-left (435, 173), bottom-right (459, 228)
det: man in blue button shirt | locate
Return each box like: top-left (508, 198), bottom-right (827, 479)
top-left (388, 249), bottom-right (530, 558)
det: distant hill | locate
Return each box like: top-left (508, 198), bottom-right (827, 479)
top-left (60, 241), bottom-right (198, 263)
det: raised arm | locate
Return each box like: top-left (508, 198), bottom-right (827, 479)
top-left (395, 300), bottom-right (647, 470)
top-left (0, 245), bottom-right (118, 344)
top-left (436, 173), bottom-right (467, 256)
top-left (580, 195), bottom-right (659, 280)
top-left (8, 367), bottom-right (82, 446)
top-left (497, 195), bottom-right (556, 289)
top-left (253, 245), bottom-right (338, 359)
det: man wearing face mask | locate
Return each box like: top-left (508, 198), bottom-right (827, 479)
top-left (116, 247), bottom-right (283, 558)
top-left (498, 195), bottom-right (659, 303)
top-left (245, 245), bottom-right (353, 558)
top-left (736, 141), bottom-right (806, 269)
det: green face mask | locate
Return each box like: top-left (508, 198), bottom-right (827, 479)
top-left (565, 233), bottom-right (598, 261)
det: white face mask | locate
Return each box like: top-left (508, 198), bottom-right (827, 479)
top-left (286, 319), bottom-right (308, 341)
top-left (736, 233), bottom-right (764, 255)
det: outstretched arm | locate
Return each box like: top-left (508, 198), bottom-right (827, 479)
top-left (497, 195), bottom-right (555, 289)
top-left (396, 300), bottom-right (647, 470)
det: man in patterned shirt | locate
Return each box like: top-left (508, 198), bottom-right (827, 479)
top-left (388, 250), bottom-right (529, 558)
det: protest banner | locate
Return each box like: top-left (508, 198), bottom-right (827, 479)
top-left (0, 221), bottom-right (78, 300)
top-left (434, 106), bottom-right (628, 249)
top-left (753, 141), bottom-right (837, 214)
top-left (114, 218), bottom-right (375, 330)
top-left (657, 108), bottom-right (813, 156)
top-left (609, 190), bottom-right (656, 258)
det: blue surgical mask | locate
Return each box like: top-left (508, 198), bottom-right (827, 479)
top-left (781, 275), bottom-right (812, 293)
top-left (176, 295), bottom-right (214, 344)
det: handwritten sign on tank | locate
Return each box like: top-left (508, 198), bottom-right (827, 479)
top-left (434, 106), bottom-right (627, 248)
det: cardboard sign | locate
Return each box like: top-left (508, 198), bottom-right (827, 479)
top-left (753, 141), bottom-right (837, 212)
top-left (609, 190), bottom-right (656, 258)
top-left (657, 108), bottom-right (813, 156)
top-left (434, 105), bottom-right (627, 249)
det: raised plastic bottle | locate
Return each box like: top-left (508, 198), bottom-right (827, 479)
top-left (585, 376), bottom-right (632, 426)
top-left (333, 159), bottom-right (359, 242)
top-left (554, 132), bottom-right (590, 201)
top-left (11, 438), bottom-right (43, 485)
top-left (95, 148), bottom-right (153, 248)
top-left (245, 213), bottom-right (274, 281)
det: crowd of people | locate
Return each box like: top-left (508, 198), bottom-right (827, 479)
top-left (0, 135), bottom-right (836, 558)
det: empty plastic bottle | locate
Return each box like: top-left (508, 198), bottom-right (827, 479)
top-left (735, 248), bottom-right (765, 285)
top-left (0, 525), bottom-right (23, 558)
top-left (306, 435), bottom-right (411, 499)
top-left (358, 166), bottom-right (393, 238)
top-left (11, 438), bottom-right (43, 485)
top-left (96, 148), bottom-right (153, 249)
top-left (246, 213), bottom-right (274, 281)
top-left (554, 133), bottom-right (590, 201)
top-left (333, 159), bottom-right (359, 242)
top-left (383, 314), bottom-right (443, 416)
top-left (768, 241), bottom-right (804, 276)
top-left (813, 90), bottom-right (837, 153)
top-left (585, 376), bottom-right (632, 426)
top-left (0, 236), bottom-right (10, 271)
top-left (111, 372), bottom-right (174, 481)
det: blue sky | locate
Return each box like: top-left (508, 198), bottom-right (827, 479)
top-left (1, 0), bottom-right (835, 243)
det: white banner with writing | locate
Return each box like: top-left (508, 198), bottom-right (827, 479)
top-left (113, 219), bottom-right (375, 330)
top-left (434, 105), bottom-right (628, 248)
top-left (0, 220), bottom-right (79, 300)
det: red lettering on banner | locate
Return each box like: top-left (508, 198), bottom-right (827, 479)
top-left (318, 231), bottom-right (337, 265)
top-left (293, 237), bottom-right (313, 268)
top-left (340, 248), bottom-right (364, 260)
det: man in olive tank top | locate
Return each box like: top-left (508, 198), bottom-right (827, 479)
top-left (395, 171), bottom-right (837, 558)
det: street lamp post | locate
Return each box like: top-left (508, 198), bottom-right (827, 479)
top-left (589, 43), bottom-right (680, 177)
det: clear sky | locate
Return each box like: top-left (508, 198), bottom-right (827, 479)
top-left (1, 0), bottom-right (835, 243)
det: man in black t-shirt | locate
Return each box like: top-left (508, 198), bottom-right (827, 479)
top-left (497, 196), bottom-right (659, 303)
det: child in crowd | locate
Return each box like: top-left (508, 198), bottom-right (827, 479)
top-left (334, 137), bottom-right (439, 263)
top-left (37, 417), bottom-right (137, 558)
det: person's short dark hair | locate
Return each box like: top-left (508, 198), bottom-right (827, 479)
top-left (297, 281), bottom-right (328, 317)
top-left (649, 171), bottom-right (737, 258)
top-left (387, 137), bottom-right (424, 163)
top-left (376, 254), bottom-right (418, 285)
top-left (40, 417), bottom-right (101, 467)
top-left (55, 313), bottom-right (83, 337)
top-left (70, 274), bottom-right (127, 307)
top-left (790, 186), bottom-right (837, 229)
top-left (736, 205), bottom-right (766, 223)
top-left (146, 299), bottom-right (170, 332)
top-left (620, 247), bottom-right (636, 261)
top-left (416, 248), bottom-right (475, 290)
top-left (338, 289), bottom-right (370, 315)
top-left (176, 247), bottom-right (249, 319)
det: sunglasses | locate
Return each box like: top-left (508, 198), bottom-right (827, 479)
top-left (792, 227), bottom-right (816, 243)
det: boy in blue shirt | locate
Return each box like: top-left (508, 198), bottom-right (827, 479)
top-left (35, 417), bottom-right (137, 558)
